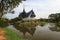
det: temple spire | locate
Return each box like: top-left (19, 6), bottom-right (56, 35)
top-left (23, 8), bottom-right (25, 13)
top-left (23, 1), bottom-right (25, 13)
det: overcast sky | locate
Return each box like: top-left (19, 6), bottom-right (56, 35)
top-left (3, 0), bottom-right (60, 19)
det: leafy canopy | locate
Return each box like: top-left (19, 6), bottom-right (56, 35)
top-left (0, 0), bottom-right (25, 16)
top-left (49, 13), bottom-right (60, 23)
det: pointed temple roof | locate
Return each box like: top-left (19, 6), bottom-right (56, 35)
top-left (19, 9), bottom-right (36, 18)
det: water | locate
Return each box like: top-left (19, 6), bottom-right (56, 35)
top-left (8, 23), bottom-right (60, 40)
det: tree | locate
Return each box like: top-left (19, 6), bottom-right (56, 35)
top-left (11, 16), bottom-right (22, 24)
top-left (49, 13), bottom-right (60, 23)
top-left (0, 0), bottom-right (25, 18)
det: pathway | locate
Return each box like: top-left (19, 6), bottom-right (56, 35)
top-left (0, 29), bottom-right (7, 40)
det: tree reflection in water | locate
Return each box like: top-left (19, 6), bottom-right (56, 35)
top-left (49, 25), bottom-right (60, 32)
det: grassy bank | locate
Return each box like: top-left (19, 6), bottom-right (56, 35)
top-left (1, 28), bottom-right (27, 40)
top-left (17, 22), bottom-right (48, 27)
top-left (39, 22), bottom-right (48, 26)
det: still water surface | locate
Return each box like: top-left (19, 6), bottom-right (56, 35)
top-left (8, 23), bottom-right (60, 40)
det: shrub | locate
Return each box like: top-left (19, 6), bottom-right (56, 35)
top-left (39, 22), bottom-right (47, 26)
top-left (0, 18), bottom-right (8, 28)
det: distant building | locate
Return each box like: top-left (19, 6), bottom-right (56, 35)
top-left (19, 9), bottom-right (36, 20)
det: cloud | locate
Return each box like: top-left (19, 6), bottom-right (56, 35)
top-left (14, 0), bottom-right (60, 18)
top-left (4, 0), bottom-right (60, 19)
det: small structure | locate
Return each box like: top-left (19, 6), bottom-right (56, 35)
top-left (19, 9), bottom-right (36, 21)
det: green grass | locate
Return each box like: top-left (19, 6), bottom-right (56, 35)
top-left (2, 28), bottom-right (27, 40)
top-left (19, 22), bottom-right (39, 27)
top-left (39, 22), bottom-right (47, 26)
top-left (19, 22), bottom-right (47, 27)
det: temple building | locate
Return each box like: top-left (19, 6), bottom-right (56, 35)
top-left (19, 9), bottom-right (36, 20)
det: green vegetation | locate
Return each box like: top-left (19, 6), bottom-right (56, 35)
top-left (0, 18), bottom-right (8, 27)
top-left (2, 28), bottom-right (27, 40)
top-left (14, 21), bottom-right (47, 27)
top-left (11, 17), bottom-right (22, 23)
top-left (0, 0), bottom-right (26, 19)
top-left (39, 22), bottom-right (47, 26)
top-left (22, 22), bottom-right (37, 26)
top-left (49, 13), bottom-right (60, 26)
top-left (56, 21), bottom-right (60, 26)
top-left (49, 13), bottom-right (60, 23)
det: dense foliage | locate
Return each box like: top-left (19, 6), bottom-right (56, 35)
top-left (49, 13), bottom-right (60, 23)
top-left (11, 17), bottom-right (22, 23)
top-left (0, 0), bottom-right (25, 18)
top-left (0, 18), bottom-right (8, 27)
top-left (49, 13), bottom-right (60, 26)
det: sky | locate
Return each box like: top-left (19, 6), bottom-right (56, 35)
top-left (3, 0), bottom-right (60, 19)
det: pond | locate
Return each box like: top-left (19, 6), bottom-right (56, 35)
top-left (8, 23), bottom-right (60, 40)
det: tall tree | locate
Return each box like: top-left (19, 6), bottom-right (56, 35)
top-left (0, 0), bottom-right (25, 18)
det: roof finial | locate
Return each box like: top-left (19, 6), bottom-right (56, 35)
top-left (23, 1), bottom-right (25, 13)
top-left (23, 8), bottom-right (25, 13)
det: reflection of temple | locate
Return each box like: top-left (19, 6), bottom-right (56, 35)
top-left (19, 9), bottom-right (36, 20)
top-left (14, 25), bottom-right (36, 36)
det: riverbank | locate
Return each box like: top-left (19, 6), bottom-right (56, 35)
top-left (0, 28), bottom-right (27, 40)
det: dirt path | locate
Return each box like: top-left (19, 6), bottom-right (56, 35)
top-left (0, 29), bottom-right (7, 40)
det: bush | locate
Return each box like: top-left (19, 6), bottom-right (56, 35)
top-left (39, 22), bottom-right (47, 26)
top-left (0, 18), bottom-right (8, 28)
top-left (57, 22), bottom-right (60, 27)
top-left (11, 17), bottom-right (22, 23)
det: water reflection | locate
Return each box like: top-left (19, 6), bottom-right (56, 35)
top-left (8, 23), bottom-right (60, 40)
top-left (49, 25), bottom-right (60, 32)
top-left (14, 25), bottom-right (36, 36)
